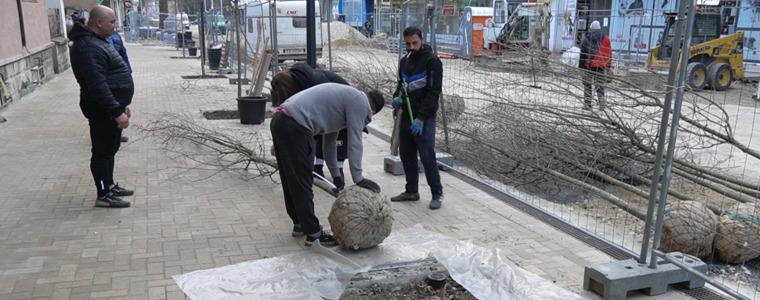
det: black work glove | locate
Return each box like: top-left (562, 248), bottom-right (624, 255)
top-left (313, 164), bottom-right (325, 178)
top-left (356, 178), bottom-right (381, 193)
top-left (332, 176), bottom-right (345, 192)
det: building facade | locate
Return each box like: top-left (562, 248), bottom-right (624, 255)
top-left (1, 0), bottom-right (69, 109)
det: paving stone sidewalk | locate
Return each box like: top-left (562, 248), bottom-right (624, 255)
top-left (0, 44), bottom-right (693, 299)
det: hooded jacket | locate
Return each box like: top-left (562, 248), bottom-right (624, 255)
top-left (288, 63), bottom-right (348, 90)
top-left (393, 44), bottom-right (443, 121)
top-left (69, 23), bottom-right (133, 121)
top-left (580, 30), bottom-right (612, 70)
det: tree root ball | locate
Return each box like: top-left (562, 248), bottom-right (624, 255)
top-left (661, 201), bottom-right (719, 258)
top-left (437, 94), bottom-right (466, 123)
top-left (715, 203), bottom-right (760, 264)
top-left (328, 185), bottom-right (393, 250)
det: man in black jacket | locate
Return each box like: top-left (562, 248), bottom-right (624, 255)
top-left (271, 63), bottom-right (351, 182)
top-left (390, 26), bottom-right (444, 210)
top-left (70, 5), bottom-right (134, 208)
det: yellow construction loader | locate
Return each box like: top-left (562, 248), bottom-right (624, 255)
top-left (646, 11), bottom-right (744, 91)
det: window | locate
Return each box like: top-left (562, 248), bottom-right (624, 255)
top-left (248, 17), bottom-right (254, 33)
top-left (292, 17), bottom-right (307, 28)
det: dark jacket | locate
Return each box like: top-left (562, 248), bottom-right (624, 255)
top-left (69, 24), bottom-right (134, 121)
top-left (108, 32), bottom-right (132, 72)
top-left (579, 31), bottom-right (611, 70)
top-left (393, 44), bottom-right (443, 120)
top-left (289, 63), bottom-right (348, 90)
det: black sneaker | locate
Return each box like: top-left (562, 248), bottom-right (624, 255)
top-left (390, 192), bottom-right (420, 202)
top-left (292, 224), bottom-right (304, 237)
top-left (110, 183), bottom-right (134, 197)
top-left (96, 194), bottom-right (131, 208)
top-left (304, 231), bottom-right (338, 247)
top-left (429, 196), bottom-right (443, 210)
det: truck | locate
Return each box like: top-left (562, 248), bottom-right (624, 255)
top-left (244, 0), bottom-right (323, 62)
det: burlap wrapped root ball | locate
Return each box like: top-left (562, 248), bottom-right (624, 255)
top-left (328, 185), bottom-right (393, 250)
top-left (661, 201), bottom-right (719, 258)
top-left (715, 203), bottom-right (760, 264)
top-left (436, 94), bottom-right (465, 123)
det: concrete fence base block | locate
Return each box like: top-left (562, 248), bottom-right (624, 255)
top-left (583, 252), bottom-right (706, 300)
top-left (383, 153), bottom-right (455, 176)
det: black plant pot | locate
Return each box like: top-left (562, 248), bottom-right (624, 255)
top-left (237, 96), bottom-right (268, 125)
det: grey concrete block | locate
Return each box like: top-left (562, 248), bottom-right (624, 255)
top-left (583, 252), bottom-right (706, 300)
top-left (383, 153), bottom-right (455, 176)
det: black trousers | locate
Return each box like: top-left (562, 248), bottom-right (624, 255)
top-left (399, 116), bottom-right (442, 197)
top-left (88, 117), bottom-right (122, 197)
top-left (270, 112), bottom-right (321, 235)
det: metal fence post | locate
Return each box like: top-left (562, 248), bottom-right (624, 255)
top-left (649, 0), bottom-right (696, 269)
top-left (270, 0), bottom-right (279, 76)
top-left (430, 0), bottom-right (450, 153)
top-left (637, 0), bottom-right (690, 264)
top-left (235, 0), bottom-right (242, 97)
top-left (327, 0), bottom-right (333, 71)
top-left (200, 0), bottom-right (207, 77)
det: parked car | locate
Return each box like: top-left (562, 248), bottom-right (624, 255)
top-left (163, 13), bottom-right (190, 32)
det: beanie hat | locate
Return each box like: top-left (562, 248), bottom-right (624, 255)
top-left (590, 20), bottom-right (601, 30)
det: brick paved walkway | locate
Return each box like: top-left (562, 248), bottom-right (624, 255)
top-left (0, 44), bottom-right (693, 299)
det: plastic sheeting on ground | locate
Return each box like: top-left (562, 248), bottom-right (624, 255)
top-left (174, 224), bottom-right (584, 300)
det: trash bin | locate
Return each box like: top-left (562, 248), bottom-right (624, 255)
top-left (207, 47), bottom-right (222, 70)
top-left (188, 47), bottom-right (198, 56)
top-left (236, 96), bottom-right (268, 125)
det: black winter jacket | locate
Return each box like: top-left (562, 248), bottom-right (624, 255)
top-left (69, 24), bottom-right (134, 120)
top-left (289, 63), bottom-right (348, 90)
top-left (393, 44), bottom-right (442, 120)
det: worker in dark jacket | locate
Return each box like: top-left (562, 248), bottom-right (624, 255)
top-left (70, 5), bottom-right (134, 208)
top-left (579, 21), bottom-right (612, 110)
top-left (271, 63), bottom-right (351, 180)
top-left (271, 83), bottom-right (384, 246)
top-left (390, 26), bottom-right (444, 210)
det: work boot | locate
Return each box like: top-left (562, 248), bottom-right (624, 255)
top-left (110, 183), bottom-right (134, 197)
top-left (429, 196), bottom-right (443, 210)
top-left (96, 194), bottom-right (131, 208)
top-left (390, 192), bottom-right (420, 202)
top-left (121, 136), bottom-right (129, 143)
top-left (304, 230), bottom-right (338, 247)
top-left (292, 224), bottom-right (304, 237)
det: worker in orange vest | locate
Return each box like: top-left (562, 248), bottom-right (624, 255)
top-left (579, 20), bottom-right (612, 110)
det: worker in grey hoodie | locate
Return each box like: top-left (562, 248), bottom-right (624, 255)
top-left (271, 83), bottom-right (385, 246)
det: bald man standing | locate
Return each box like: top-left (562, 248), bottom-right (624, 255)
top-left (70, 5), bottom-right (134, 208)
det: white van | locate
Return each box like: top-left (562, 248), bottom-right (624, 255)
top-left (245, 0), bottom-right (322, 62)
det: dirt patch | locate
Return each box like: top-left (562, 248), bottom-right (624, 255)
top-left (340, 279), bottom-right (477, 300)
top-left (339, 259), bottom-right (477, 300)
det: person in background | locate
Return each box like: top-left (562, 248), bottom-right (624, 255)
top-left (271, 83), bottom-right (384, 246)
top-left (108, 30), bottom-right (132, 143)
top-left (270, 63), bottom-right (351, 181)
top-left (579, 20), bottom-right (612, 110)
top-left (390, 26), bottom-right (444, 210)
top-left (69, 5), bottom-right (135, 208)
